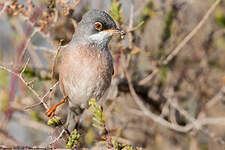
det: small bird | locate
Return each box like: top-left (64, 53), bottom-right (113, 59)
top-left (46, 10), bottom-right (126, 132)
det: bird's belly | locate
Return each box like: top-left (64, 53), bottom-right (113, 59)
top-left (60, 53), bottom-right (112, 107)
top-left (71, 71), bottom-right (109, 101)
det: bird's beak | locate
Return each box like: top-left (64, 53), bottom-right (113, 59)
top-left (104, 29), bottom-right (126, 36)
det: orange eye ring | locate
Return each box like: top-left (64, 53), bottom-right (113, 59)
top-left (95, 22), bottom-right (103, 31)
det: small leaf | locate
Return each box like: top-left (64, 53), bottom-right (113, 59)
top-left (66, 129), bottom-right (80, 148)
top-left (47, 116), bottom-right (61, 126)
top-left (93, 123), bottom-right (104, 130)
top-left (93, 117), bottom-right (104, 125)
top-left (159, 66), bottom-right (168, 83)
top-left (215, 11), bottom-right (225, 27)
top-left (30, 111), bottom-right (42, 122)
top-left (110, 0), bottom-right (124, 23)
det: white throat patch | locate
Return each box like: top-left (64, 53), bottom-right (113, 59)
top-left (88, 31), bottom-right (111, 45)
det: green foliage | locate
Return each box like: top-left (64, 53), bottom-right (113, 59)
top-left (21, 67), bottom-right (36, 79)
top-left (114, 141), bottom-right (134, 150)
top-left (66, 129), bottom-right (80, 149)
top-left (139, 1), bottom-right (155, 32)
top-left (0, 90), bottom-right (9, 112)
top-left (30, 111), bottom-right (43, 122)
top-left (0, 70), bottom-right (8, 88)
top-left (85, 128), bottom-right (95, 146)
top-left (47, 0), bottom-right (56, 9)
top-left (120, 144), bottom-right (133, 150)
top-left (22, 67), bottom-right (51, 81)
top-left (110, 0), bottom-right (124, 24)
top-left (214, 38), bottom-right (225, 51)
top-left (215, 11), bottom-right (225, 27)
top-left (88, 98), bottom-right (133, 150)
top-left (47, 116), bottom-right (62, 126)
top-left (158, 7), bottom-right (177, 58)
top-left (25, 67), bottom-right (35, 76)
top-left (89, 98), bottom-right (106, 131)
top-left (161, 9), bottom-right (175, 43)
top-left (159, 66), bottom-right (168, 83)
top-left (56, 53), bottom-right (62, 60)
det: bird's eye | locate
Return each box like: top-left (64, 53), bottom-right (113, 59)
top-left (95, 22), bottom-right (103, 31)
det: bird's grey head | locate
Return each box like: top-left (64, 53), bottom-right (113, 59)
top-left (73, 10), bottom-right (125, 47)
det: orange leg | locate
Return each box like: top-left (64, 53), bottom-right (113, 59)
top-left (45, 96), bottom-right (68, 118)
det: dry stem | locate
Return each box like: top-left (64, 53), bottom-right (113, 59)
top-left (138, 0), bottom-right (222, 85)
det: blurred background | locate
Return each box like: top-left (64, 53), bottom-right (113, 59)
top-left (0, 0), bottom-right (225, 149)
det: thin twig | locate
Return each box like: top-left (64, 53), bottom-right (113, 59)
top-left (0, 63), bottom-right (49, 110)
top-left (128, 3), bottom-right (134, 49)
top-left (20, 58), bottom-right (30, 77)
top-left (25, 81), bottom-right (59, 110)
top-left (19, 15), bottom-right (56, 50)
top-left (24, 40), bottom-right (62, 110)
top-left (127, 21), bottom-right (144, 32)
top-left (31, 45), bottom-right (56, 54)
top-left (24, 41), bottom-right (62, 110)
top-left (138, 0), bottom-right (221, 85)
top-left (166, 90), bottom-right (225, 145)
top-left (122, 56), bottom-right (225, 133)
top-left (19, 28), bottom-right (39, 62)
top-left (49, 129), bottom-right (65, 145)
top-left (165, 89), bottom-right (203, 131)
top-left (130, 108), bottom-right (225, 133)
top-left (206, 86), bottom-right (225, 109)
top-left (42, 81), bottom-right (59, 102)
top-left (123, 65), bottom-right (191, 132)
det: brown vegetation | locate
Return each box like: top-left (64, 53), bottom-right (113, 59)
top-left (0, 0), bottom-right (225, 149)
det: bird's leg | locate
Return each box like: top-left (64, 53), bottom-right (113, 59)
top-left (46, 96), bottom-right (69, 118)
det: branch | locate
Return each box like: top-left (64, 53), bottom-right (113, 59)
top-left (123, 61), bottom-right (225, 133)
top-left (0, 61), bottom-right (49, 110)
top-left (19, 28), bottom-right (39, 62)
top-left (123, 66), bottom-right (192, 132)
top-left (31, 45), bottom-right (56, 54)
top-left (49, 129), bottom-right (65, 145)
top-left (25, 81), bottom-right (59, 110)
top-left (138, 0), bottom-right (222, 85)
top-left (206, 86), bottom-right (225, 109)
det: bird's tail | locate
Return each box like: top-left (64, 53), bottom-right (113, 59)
top-left (66, 106), bottom-right (84, 132)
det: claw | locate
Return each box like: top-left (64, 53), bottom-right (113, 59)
top-left (45, 105), bottom-right (56, 118)
top-left (45, 96), bottom-right (68, 118)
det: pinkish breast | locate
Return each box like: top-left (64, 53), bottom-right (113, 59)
top-left (59, 45), bottom-right (113, 108)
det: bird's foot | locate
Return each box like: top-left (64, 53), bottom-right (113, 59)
top-left (45, 96), bottom-right (69, 118)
